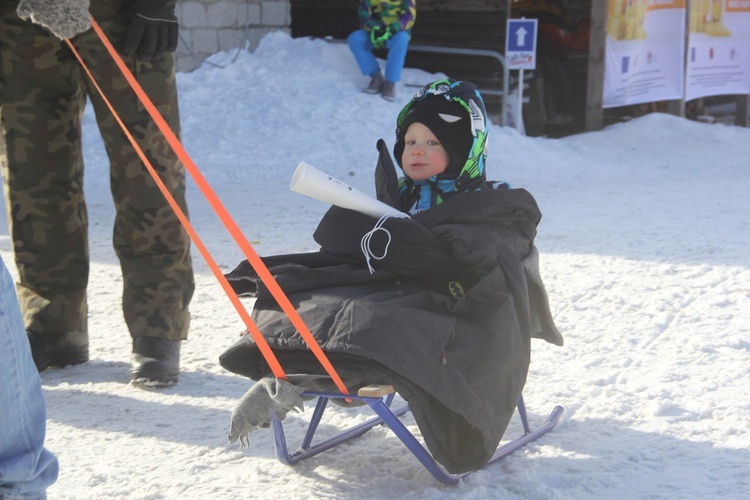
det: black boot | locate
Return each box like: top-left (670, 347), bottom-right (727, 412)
top-left (130, 337), bottom-right (180, 387)
top-left (27, 331), bottom-right (89, 372)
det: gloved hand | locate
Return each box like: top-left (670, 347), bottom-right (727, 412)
top-left (16, 0), bottom-right (91, 40)
top-left (369, 25), bottom-right (393, 49)
top-left (388, 22), bottom-right (401, 33)
top-left (121, 0), bottom-right (179, 61)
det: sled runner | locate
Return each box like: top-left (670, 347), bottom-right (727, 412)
top-left (270, 385), bottom-right (563, 484)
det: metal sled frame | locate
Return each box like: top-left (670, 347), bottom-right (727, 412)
top-left (271, 385), bottom-right (564, 484)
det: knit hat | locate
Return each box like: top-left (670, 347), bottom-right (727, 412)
top-left (393, 94), bottom-right (473, 178)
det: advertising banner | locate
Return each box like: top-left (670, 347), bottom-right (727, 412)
top-left (685, 0), bottom-right (750, 100)
top-left (603, 0), bottom-right (687, 108)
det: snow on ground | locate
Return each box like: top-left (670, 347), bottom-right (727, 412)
top-left (1, 33), bottom-right (748, 499)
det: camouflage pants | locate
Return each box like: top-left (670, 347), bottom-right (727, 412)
top-left (0, 0), bottom-right (194, 340)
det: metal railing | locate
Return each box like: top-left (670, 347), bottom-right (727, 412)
top-left (406, 44), bottom-right (510, 126)
top-left (324, 38), bottom-right (511, 126)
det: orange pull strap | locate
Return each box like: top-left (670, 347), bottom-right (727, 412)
top-left (76, 19), bottom-right (349, 395)
top-left (64, 37), bottom-right (287, 382)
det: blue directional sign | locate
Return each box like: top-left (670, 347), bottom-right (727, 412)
top-left (505, 19), bottom-right (538, 70)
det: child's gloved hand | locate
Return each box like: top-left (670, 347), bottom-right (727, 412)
top-left (370, 25), bottom-right (393, 49)
top-left (388, 22), bottom-right (401, 33)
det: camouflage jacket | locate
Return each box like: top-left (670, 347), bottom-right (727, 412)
top-left (357, 0), bottom-right (416, 32)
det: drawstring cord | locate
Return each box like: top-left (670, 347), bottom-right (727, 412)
top-left (361, 214), bottom-right (398, 274)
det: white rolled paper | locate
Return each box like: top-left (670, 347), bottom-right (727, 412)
top-left (290, 162), bottom-right (408, 219)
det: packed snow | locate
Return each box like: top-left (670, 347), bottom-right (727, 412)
top-left (1, 32), bottom-right (748, 499)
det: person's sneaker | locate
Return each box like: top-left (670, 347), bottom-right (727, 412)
top-left (27, 331), bottom-right (89, 372)
top-left (381, 81), bottom-right (396, 102)
top-left (130, 337), bottom-right (180, 387)
top-left (362, 72), bottom-right (384, 94)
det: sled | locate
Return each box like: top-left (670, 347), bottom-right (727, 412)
top-left (79, 23), bottom-right (565, 486)
top-left (271, 384), bottom-right (564, 484)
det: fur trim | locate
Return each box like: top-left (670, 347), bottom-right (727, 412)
top-left (17, 0), bottom-right (91, 40)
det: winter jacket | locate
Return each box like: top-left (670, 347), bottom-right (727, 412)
top-left (358, 0), bottom-right (416, 33)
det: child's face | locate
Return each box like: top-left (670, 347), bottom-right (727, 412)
top-left (401, 122), bottom-right (449, 181)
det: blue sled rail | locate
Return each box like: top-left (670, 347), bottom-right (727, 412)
top-left (271, 386), bottom-right (564, 485)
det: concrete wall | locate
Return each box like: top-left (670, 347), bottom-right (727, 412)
top-left (175, 0), bottom-right (291, 72)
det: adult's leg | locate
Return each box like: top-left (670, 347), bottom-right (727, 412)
top-left (0, 255), bottom-right (59, 499)
top-left (0, 5), bottom-right (90, 339)
top-left (80, 1), bottom-right (194, 343)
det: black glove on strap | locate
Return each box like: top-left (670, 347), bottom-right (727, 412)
top-left (122, 0), bottom-right (178, 61)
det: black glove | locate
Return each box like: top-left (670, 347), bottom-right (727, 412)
top-left (121, 0), bottom-right (178, 61)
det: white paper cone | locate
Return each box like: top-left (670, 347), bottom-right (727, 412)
top-left (290, 162), bottom-right (408, 219)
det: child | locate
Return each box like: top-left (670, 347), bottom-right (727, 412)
top-left (348, 0), bottom-right (417, 101)
top-left (221, 79), bottom-right (562, 474)
top-left (390, 79), bottom-right (490, 213)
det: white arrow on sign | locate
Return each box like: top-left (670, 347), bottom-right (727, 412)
top-left (515, 26), bottom-right (528, 47)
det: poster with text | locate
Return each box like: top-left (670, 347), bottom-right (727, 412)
top-left (685, 0), bottom-right (750, 100)
top-left (604, 0), bottom-right (687, 108)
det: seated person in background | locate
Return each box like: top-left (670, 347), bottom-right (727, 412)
top-left (348, 0), bottom-right (416, 102)
top-left (220, 80), bottom-right (562, 474)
